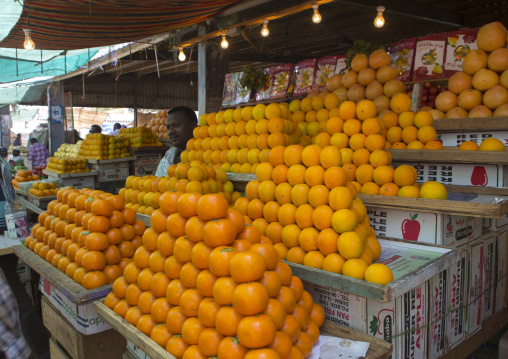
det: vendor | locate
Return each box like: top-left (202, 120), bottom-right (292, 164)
top-left (13, 134), bottom-right (22, 146)
top-left (89, 124), bottom-right (102, 134)
top-left (27, 139), bottom-right (49, 168)
top-left (155, 106), bottom-right (197, 177)
top-left (9, 149), bottom-right (24, 168)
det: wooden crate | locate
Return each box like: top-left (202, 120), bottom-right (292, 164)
top-left (136, 213), bottom-right (151, 227)
top-left (42, 297), bottom-right (125, 359)
top-left (94, 301), bottom-right (392, 359)
top-left (49, 338), bottom-right (71, 359)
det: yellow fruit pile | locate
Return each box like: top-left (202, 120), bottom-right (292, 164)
top-left (12, 170), bottom-right (39, 189)
top-left (382, 109), bottom-right (442, 150)
top-left (459, 137), bottom-right (506, 151)
top-left (435, 22), bottom-right (508, 119)
top-left (119, 164), bottom-right (236, 216)
top-left (29, 182), bottom-right (58, 197)
top-left (104, 192), bottom-right (325, 359)
top-left (46, 157), bottom-right (90, 174)
top-left (148, 110), bottom-right (170, 139)
top-left (25, 188), bottom-right (147, 289)
top-left (79, 134), bottom-right (131, 160)
top-left (181, 103), bottom-right (297, 174)
top-left (118, 127), bottom-right (164, 148)
top-left (233, 144), bottom-right (393, 284)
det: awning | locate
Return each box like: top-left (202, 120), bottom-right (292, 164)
top-left (0, 0), bottom-right (241, 50)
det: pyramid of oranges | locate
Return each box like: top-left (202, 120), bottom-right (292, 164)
top-left (25, 188), bottom-right (147, 290)
top-left (232, 144), bottom-right (393, 286)
top-left (105, 193), bottom-right (325, 359)
top-left (79, 133), bottom-right (131, 160)
top-left (119, 164), bottom-right (238, 215)
top-left (148, 109), bottom-right (170, 139)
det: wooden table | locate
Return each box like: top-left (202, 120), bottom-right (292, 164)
top-left (94, 301), bottom-right (392, 359)
top-left (13, 245), bottom-right (111, 304)
top-left (0, 236), bottom-right (23, 256)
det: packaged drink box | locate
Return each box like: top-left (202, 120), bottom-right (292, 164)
top-left (367, 206), bottom-right (482, 247)
top-left (444, 28), bottom-right (479, 77)
top-left (294, 59), bottom-right (317, 97)
top-left (390, 37), bottom-right (416, 83)
top-left (313, 56), bottom-right (339, 92)
top-left (412, 33), bottom-right (447, 81)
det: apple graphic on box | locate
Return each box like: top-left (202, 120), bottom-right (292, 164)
top-left (471, 166), bottom-right (488, 186)
top-left (402, 214), bottom-right (421, 241)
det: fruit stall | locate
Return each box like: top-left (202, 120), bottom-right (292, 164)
top-left (3, 2), bottom-right (508, 359)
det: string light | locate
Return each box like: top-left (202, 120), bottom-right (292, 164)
top-left (23, 29), bottom-right (35, 51)
top-left (261, 19), bottom-right (269, 37)
top-left (221, 32), bottom-right (229, 49)
top-left (374, 6), bottom-right (385, 28)
top-left (311, 4), bottom-right (321, 23)
top-left (178, 47), bottom-right (186, 61)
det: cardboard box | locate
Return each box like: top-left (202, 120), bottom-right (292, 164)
top-left (396, 162), bottom-right (506, 187)
top-left (16, 260), bottom-right (30, 282)
top-left (126, 340), bottom-right (150, 359)
top-left (428, 271), bottom-right (447, 359)
top-left (444, 28), bottom-right (479, 77)
top-left (439, 131), bottom-right (508, 147)
top-left (412, 33), bottom-right (447, 81)
top-left (396, 283), bottom-right (428, 359)
top-left (62, 175), bottom-right (96, 189)
top-left (39, 277), bottom-right (111, 335)
top-left (466, 240), bottom-right (483, 337)
top-left (302, 281), bottom-right (366, 332)
top-left (482, 233), bottom-right (496, 321)
top-left (132, 165), bottom-right (158, 176)
top-left (134, 154), bottom-right (162, 166)
top-left (446, 249), bottom-right (467, 349)
top-left (97, 167), bottom-right (129, 183)
top-left (367, 206), bottom-right (482, 246)
top-left (495, 228), bottom-right (508, 314)
top-left (483, 215), bottom-right (508, 232)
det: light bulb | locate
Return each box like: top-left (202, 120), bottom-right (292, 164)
top-left (178, 47), bottom-right (186, 61)
top-left (312, 4), bottom-right (321, 23)
top-left (374, 6), bottom-right (385, 28)
top-left (221, 34), bottom-right (229, 49)
top-left (23, 29), bottom-right (35, 51)
top-left (261, 19), bottom-right (269, 37)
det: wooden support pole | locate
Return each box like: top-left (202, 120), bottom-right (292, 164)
top-left (198, 26), bottom-right (206, 117)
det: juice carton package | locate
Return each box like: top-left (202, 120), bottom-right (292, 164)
top-left (222, 73), bottom-right (238, 106)
top-left (413, 33), bottom-right (447, 81)
top-left (294, 59), bottom-right (317, 97)
top-left (390, 37), bottom-right (416, 82)
top-left (314, 56), bottom-right (339, 92)
top-left (335, 55), bottom-right (348, 75)
top-left (235, 72), bottom-right (251, 104)
top-left (255, 67), bottom-right (274, 102)
top-left (444, 28), bottom-right (479, 77)
top-left (269, 64), bottom-right (293, 99)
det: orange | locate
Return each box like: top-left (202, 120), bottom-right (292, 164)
top-left (287, 165), bottom-right (306, 186)
top-left (393, 165), bottom-right (417, 187)
top-left (229, 251), bottom-right (266, 283)
top-left (215, 306), bottom-right (244, 337)
top-left (166, 336), bottom-right (189, 359)
top-left (198, 297), bottom-right (221, 327)
top-left (295, 205), bottom-right (314, 229)
top-left (150, 324), bottom-right (172, 348)
top-left (365, 263), bottom-right (393, 285)
top-left (150, 210), bottom-right (169, 233)
top-left (328, 187), bottom-right (353, 211)
top-left (196, 194), bottom-right (228, 221)
top-left (322, 253), bottom-right (346, 274)
top-left (280, 314), bottom-right (301, 343)
top-left (342, 258), bottom-right (368, 280)
top-left (337, 231), bottom-right (364, 259)
top-left (233, 282), bottom-right (269, 316)
top-left (284, 145), bottom-right (303, 166)
top-left (217, 337), bottom-right (249, 359)
top-left (237, 314), bottom-right (276, 349)
top-left (320, 146), bottom-right (341, 169)
top-left (136, 314), bottom-right (157, 336)
top-left (312, 205), bottom-right (334, 230)
top-left (167, 213), bottom-right (187, 238)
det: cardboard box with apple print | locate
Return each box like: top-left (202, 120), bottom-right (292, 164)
top-left (438, 130), bottom-right (508, 148)
top-left (483, 214), bottom-right (508, 232)
top-left (466, 240), bottom-right (484, 337)
top-left (482, 234), bottom-right (496, 322)
top-left (396, 162), bottom-right (507, 188)
top-left (367, 206), bottom-right (482, 247)
top-left (495, 228), bottom-right (508, 314)
top-left (428, 270), bottom-right (447, 359)
top-left (446, 249), bottom-right (468, 350)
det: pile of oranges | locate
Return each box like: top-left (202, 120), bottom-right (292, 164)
top-left (181, 103), bottom-right (297, 174)
top-left (24, 188), bottom-right (147, 290)
top-left (12, 170), bottom-right (40, 189)
top-left (148, 109), bottom-right (170, 139)
top-left (233, 145), bottom-right (393, 285)
top-left (119, 164), bottom-right (238, 215)
top-left (105, 193), bottom-right (324, 359)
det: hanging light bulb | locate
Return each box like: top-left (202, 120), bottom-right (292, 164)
top-left (374, 6), bottom-right (385, 28)
top-left (178, 47), bottom-right (186, 61)
top-left (23, 29), bottom-right (35, 51)
top-left (312, 4), bottom-right (322, 23)
top-left (221, 32), bottom-right (229, 49)
top-left (261, 19), bottom-right (269, 37)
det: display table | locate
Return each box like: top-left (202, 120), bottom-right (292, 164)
top-left (43, 169), bottom-right (98, 189)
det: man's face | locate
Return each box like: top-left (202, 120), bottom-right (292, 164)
top-left (166, 111), bottom-right (195, 148)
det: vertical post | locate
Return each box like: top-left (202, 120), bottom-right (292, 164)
top-left (198, 26), bottom-right (207, 117)
top-left (206, 41), bottom-right (229, 113)
top-left (134, 78), bottom-right (138, 127)
top-left (48, 81), bottom-right (66, 155)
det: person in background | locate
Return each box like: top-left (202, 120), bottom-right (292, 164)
top-left (89, 124), bottom-right (102, 134)
top-left (0, 147), bottom-right (51, 359)
top-left (27, 139), bottom-right (49, 169)
top-left (72, 129), bottom-right (83, 142)
top-left (9, 149), bottom-right (24, 168)
top-left (13, 134), bottom-right (22, 147)
top-left (0, 269), bottom-right (32, 359)
top-left (155, 106), bottom-right (197, 177)
top-left (110, 123), bottom-right (121, 136)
